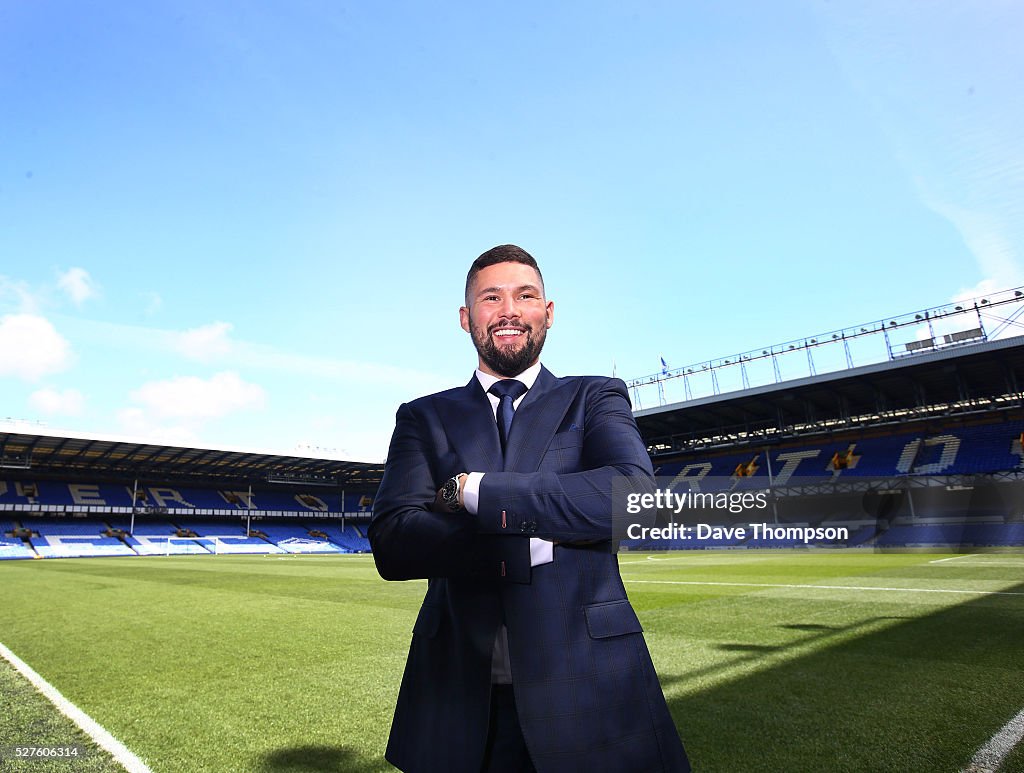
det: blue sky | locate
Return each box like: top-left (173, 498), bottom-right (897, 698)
top-left (1, 1), bottom-right (1021, 461)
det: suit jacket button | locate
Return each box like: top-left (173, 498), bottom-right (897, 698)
top-left (521, 521), bottom-right (537, 533)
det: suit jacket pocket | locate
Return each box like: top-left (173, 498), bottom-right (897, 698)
top-left (548, 430), bottom-right (584, 450)
top-left (584, 599), bottom-right (644, 639)
top-left (412, 604), bottom-right (441, 638)
top-left (541, 431), bottom-right (585, 473)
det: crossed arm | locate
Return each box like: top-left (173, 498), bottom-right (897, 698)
top-left (368, 379), bottom-right (655, 581)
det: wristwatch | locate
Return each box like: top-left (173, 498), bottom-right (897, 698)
top-left (440, 474), bottom-right (465, 512)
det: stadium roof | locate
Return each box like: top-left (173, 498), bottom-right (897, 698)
top-left (634, 334), bottom-right (1024, 456)
top-left (0, 427), bottom-right (384, 488)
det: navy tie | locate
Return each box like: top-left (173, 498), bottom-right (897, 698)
top-left (488, 379), bottom-right (528, 454)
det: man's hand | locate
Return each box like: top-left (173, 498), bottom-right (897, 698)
top-left (432, 473), bottom-right (468, 512)
top-left (430, 488), bottom-right (448, 512)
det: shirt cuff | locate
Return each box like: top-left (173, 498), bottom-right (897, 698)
top-left (463, 472), bottom-right (483, 514)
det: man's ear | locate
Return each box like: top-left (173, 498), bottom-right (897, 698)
top-left (545, 300), bottom-right (554, 329)
top-left (459, 305), bottom-right (471, 334)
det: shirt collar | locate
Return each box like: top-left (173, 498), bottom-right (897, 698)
top-left (474, 361), bottom-right (542, 394)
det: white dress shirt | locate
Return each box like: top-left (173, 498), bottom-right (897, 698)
top-left (462, 361), bottom-right (553, 567)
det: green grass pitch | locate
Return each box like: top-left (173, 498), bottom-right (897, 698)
top-left (1, 550), bottom-right (1022, 772)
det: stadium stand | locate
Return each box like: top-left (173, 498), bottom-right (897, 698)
top-left (873, 522), bottom-right (1024, 548)
top-left (258, 524), bottom-right (343, 554)
top-left (652, 419), bottom-right (1024, 481)
top-left (0, 480), bottom-right (371, 515)
top-left (0, 510), bottom-right (372, 558)
top-left (32, 535), bottom-right (137, 559)
top-left (0, 428), bottom-right (379, 561)
top-left (0, 517), bottom-right (35, 559)
top-left (628, 334), bottom-right (1024, 551)
top-left (0, 448), bottom-right (379, 560)
top-left (315, 523), bottom-right (372, 553)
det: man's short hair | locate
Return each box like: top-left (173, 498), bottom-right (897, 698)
top-left (465, 244), bottom-right (545, 306)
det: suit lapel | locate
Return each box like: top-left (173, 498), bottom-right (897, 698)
top-left (435, 377), bottom-right (504, 472)
top-left (505, 366), bottom-right (580, 473)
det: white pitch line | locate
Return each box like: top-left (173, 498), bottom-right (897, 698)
top-left (622, 579), bottom-right (1024, 596)
top-left (935, 561), bottom-right (1024, 567)
top-left (962, 706), bottom-right (1024, 773)
top-left (0, 641), bottom-right (151, 773)
top-left (930, 554), bottom-right (979, 564)
top-left (618, 554), bottom-right (776, 565)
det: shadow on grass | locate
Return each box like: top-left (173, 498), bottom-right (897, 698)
top-left (666, 580), bottom-right (1024, 772)
top-left (259, 745), bottom-right (392, 772)
top-left (781, 623), bottom-right (838, 632)
top-left (659, 616), bottom-right (909, 693)
top-left (716, 642), bottom-right (782, 653)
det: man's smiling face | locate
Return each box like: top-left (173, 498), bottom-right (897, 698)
top-left (460, 261), bottom-right (554, 378)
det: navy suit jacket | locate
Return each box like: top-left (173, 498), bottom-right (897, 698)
top-left (369, 367), bottom-right (689, 773)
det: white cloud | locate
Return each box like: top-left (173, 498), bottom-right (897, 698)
top-left (0, 275), bottom-right (38, 313)
top-left (904, 281), bottom-right (1023, 344)
top-left (116, 407), bottom-right (201, 447)
top-left (949, 281), bottom-right (1024, 341)
top-left (0, 314), bottom-right (73, 381)
top-left (129, 371), bottom-right (266, 420)
top-left (925, 200), bottom-right (1024, 294)
top-left (29, 387), bottom-right (85, 416)
top-left (57, 267), bottom-right (99, 306)
top-left (172, 321), bottom-right (234, 362)
top-left (58, 317), bottom-right (449, 394)
top-left (952, 278), bottom-right (1003, 305)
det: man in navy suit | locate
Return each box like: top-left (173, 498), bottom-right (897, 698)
top-left (370, 245), bottom-right (689, 772)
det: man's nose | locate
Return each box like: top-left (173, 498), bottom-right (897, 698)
top-left (498, 296), bottom-right (520, 318)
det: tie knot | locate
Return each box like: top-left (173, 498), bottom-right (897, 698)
top-left (488, 379), bottom-right (528, 402)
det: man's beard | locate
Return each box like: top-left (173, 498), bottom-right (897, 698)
top-left (471, 321), bottom-right (546, 378)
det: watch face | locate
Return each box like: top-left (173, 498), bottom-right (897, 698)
top-left (442, 478), bottom-right (459, 507)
